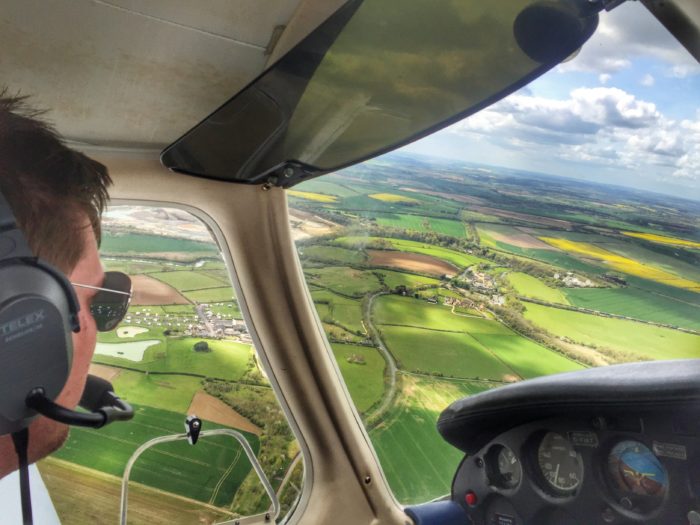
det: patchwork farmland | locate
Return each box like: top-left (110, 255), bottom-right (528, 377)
top-left (290, 153), bottom-right (700, 504)
top-left (45, 152), bottom-right (700, 521)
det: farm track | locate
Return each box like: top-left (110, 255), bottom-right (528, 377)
top-left (209, 447), bottom-right (242, 505)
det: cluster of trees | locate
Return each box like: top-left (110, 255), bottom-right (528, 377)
top-left (204, 378), bottom-right (296, 517)
top-left (193, 341), bottom-right (211, 352)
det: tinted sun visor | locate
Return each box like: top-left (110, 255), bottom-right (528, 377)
top-left (161, 0), bottom-right (601, 187)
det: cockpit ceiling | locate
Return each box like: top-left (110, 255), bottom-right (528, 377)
top-left (0, 0), bottom-right (326, 149)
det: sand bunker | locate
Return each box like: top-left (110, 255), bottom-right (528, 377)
top-left (368, 250), bottom-right (458, 277)
top-left (117, 326), bottom-right (149, 338)
top-left (95, 340), bottom-right (160, 362)
top-left (131, 275), bottom-right (190, 305)
top-left (187, 391), bottom-right (262, 435)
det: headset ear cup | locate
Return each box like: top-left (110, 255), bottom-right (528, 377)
top-left (0, 264), bottom-right (74, 436)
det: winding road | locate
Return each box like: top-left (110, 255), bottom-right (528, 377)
top-left (363, 292), bottom-right (399, 423)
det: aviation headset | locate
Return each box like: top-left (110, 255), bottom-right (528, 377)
top-left (0, 189), bottom-right (80, 436)
top-left (0, 188), bottom-right (132, 524)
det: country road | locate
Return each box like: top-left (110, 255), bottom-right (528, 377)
top-left (363, 292), bottom-right (398, 423)
top-left (195, 303), bottom-right (216, 337)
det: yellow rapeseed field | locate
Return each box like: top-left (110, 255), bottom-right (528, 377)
top-left (621, 231), bottom-right (700, 249)
top-left (287, 190), bottom-right (337, 203)
top-left (368, 193), bottom-right (419, 204)
top-left (539, 237), bottom-right (700, 291)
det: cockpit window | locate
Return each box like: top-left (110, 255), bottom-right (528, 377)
top-left (290, 1), bottom-right (699, 505)
top-left (39, 206), bottom-right (303, 524)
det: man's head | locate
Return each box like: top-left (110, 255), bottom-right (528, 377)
top-left (0, 92), bottom-right (112, 477)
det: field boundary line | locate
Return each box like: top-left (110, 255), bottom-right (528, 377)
top-left (519, 297), bottom-right (700, 335)
top-left (377, 322), bottom-right (484, 335)
top-left (398, 370), bottom-right (508, 386)
top-left (90, 362), bottom-right (272, 388)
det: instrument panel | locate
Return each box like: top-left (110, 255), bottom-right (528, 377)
top-left (451, 413), bottom-right (700, 525)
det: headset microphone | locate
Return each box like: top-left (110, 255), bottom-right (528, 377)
top-left (0, 189), bottom-right (133, 524)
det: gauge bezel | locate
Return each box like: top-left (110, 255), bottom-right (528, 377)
top-left (485, 443), bottom-right (523, 491)
top-left (529, 430), bottom-right (584, 498)
top-left (600, 437), bottom-right (670, 518)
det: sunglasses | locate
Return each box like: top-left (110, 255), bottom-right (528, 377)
top-left (72, 271), bottom-right (133, 332)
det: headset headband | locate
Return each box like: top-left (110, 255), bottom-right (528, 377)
top-left (0, 191), bottom-right (33, 262)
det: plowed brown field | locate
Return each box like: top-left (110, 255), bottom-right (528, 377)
top-left (187, 391), bottom-right (262, 435)
top-left (368, 250), bottom-right (458, 277)
top-left (131, 274), bottom-right (190, 305)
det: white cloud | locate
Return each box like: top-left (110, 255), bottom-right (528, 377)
top-left (599, 73), bottom-right (611, 84)
top-left (669, 65), bottom-right (692, 79)
top-left (448, 87), bottom-right (699, 184)
top-left (641, 74), bottom-right (655, 86)
top-left (556, 2), bottom-right (700, 77)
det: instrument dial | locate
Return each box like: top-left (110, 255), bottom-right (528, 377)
top-left (487, 445), bottom-right (522, 489)
top-left (536, 432), bottom-right (583, 495)
top-left (606, 440), bottom-right (668, 512)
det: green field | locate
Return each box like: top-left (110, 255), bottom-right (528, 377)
top-left (312, 289), bottom-right (365, 334)
top-left (376, 270), bottom-right (441, 290)
top-left (379, 325), bottom-right (514, 380)
top-left (289, 178), bottom-right (360, 197)
top-left (54, 404), bottom-right (258, 507)
top-left (416, 287), bottom-right (469, 302)
top-left (103, 259), bottom-right (172, 274)
top-left (470, 333), bottom-right (582, 378)
top-left (97, 325), bottom-right (162, 343)
top-left (370, 377), bottom-right (491, 504)
top-left (301, 245), bottom-right (367, 265)
top-left (523, 303), bottom-right (700, 360)
top-left (93, 337), bottom-right (251, 380)
top-left (338, 191), bottom-right (460, 217)
top-left (335, 237), bottom-right (485, 268)
top-left (507, 272), bottom-right (570, 304)
top-left (322, 323), bottom-right (366, 343)
top-left (207, 301), bottom-right (243, 320)
top-left (374, 214), bottom-right (467, 238)
top-left (112, 371), bottom-right (202, 412)
top-left (374, 295), bottom-right (503, 333)
top-left (306, 266), bottom-right (383, 297)
top-left (375, 296), bottom-right (581, 379)
top-left (565, 287), bottom-right (700, 330)
top-left (102, 232), bottom-right (218, 254)
top-left (161, 305), bottom-right (198, 315)
top-left (150, 270), bottom-right (226, 291)
top-left (332, 343), bottom-right (385, 413)
top-left (184, 287), bottom-right (236, 303)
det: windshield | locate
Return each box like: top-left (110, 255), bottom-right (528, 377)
top-left (162, 0), bottom-right (598, 183)
top-left (288, 1), bottom-right (699, 505)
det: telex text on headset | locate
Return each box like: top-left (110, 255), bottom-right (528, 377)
top-left (0, 93), bottom-right (134, 524)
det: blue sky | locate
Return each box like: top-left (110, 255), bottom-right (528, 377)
top-left (403, 2), bottom-right (699, 200)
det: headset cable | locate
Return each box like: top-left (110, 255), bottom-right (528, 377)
top-left (11, 427), bottom-right (33, 525)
